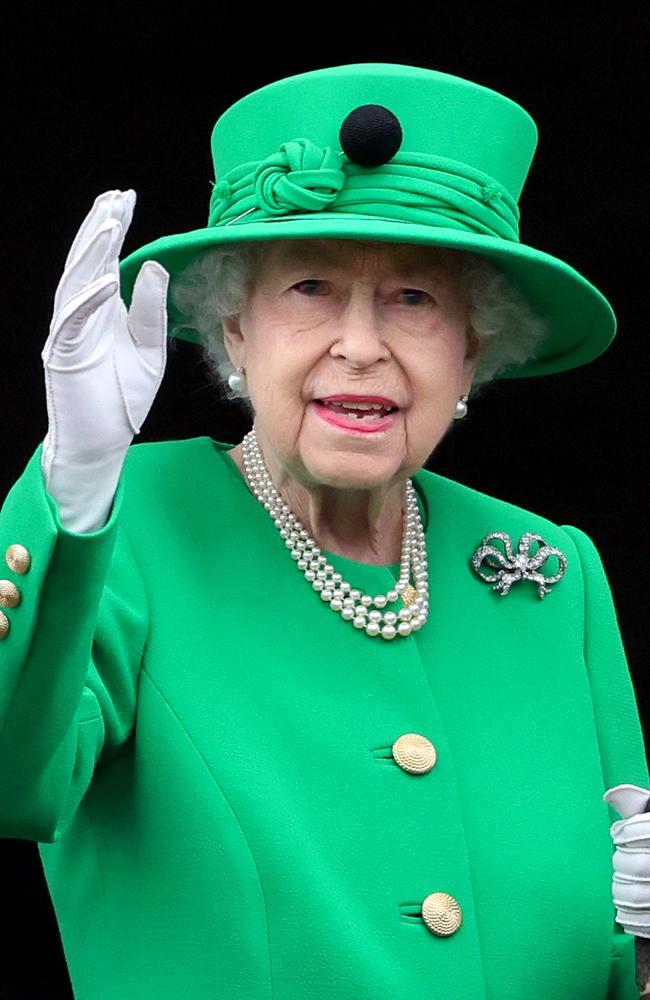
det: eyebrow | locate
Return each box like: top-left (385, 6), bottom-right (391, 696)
top-left (277, 240), bottom-right (453, 276)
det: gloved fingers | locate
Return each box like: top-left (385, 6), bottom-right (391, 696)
top-left (612, 862), bottom-right (650, 896)
top-left (54, 189), bottom-right (135, 317)
top-left (113, 263), bottom-right (169, 434)
top-left (42, 273), bottom-right (118, 364)
top-left (614, 911), bottom-right (650, 936)
top-left (102, 191), bottom-right (135, 286)
top-left (603, 783), bottom-right (650, 818)
top-left (126, 261), bottom-right (170, 363)
top-left (52, 219), bottom-right (123, 320)
top-left (610, 813), bottom-right (650, 847)
top-left (613, 846), bottom-right (650, 879)
top-left (61, 189), bottom-right (135, 279)
top-left (611, 845), bottom-right (650, 939)
top-left (612, 886), bottom-right (650, 925)
top-left (612, 871), bottom-right (650, 935)
top-left (614, 912), bottom-right (650, 940)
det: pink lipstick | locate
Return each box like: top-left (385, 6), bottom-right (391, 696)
top-left (311, 395), bottom-right (400, 434)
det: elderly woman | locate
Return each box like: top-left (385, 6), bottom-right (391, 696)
top-left (1, 62), bottom-right (649, 1000)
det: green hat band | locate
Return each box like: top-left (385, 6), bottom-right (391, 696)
top-left (207, 137), bottom-right (520, 241)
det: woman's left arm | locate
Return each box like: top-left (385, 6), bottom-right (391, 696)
top-left (563, 524), bottom-right (650, 998)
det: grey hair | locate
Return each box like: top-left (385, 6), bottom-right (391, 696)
top-left (168, 240), bottom-right (551, 414)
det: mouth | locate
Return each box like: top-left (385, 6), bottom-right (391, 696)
top-left (311, 395), bottom-right (400, 434)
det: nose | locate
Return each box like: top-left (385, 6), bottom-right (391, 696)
top-left (329, 291), bottom-right (391, 368)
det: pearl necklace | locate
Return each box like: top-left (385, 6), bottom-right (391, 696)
top-left (241, 427), bottom-right (429, 639)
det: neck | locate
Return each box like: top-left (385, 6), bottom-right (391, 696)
top-left (279, 477), bottom-right (406, 566)
top-left (228, 442), bottom-right (406, 566)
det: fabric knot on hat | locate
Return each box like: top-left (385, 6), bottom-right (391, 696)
top-left (214, 179), bottom-right (233, 202)
top-left (480, 182), bottom-right (502, 205)
top-left (252, 138), bottom-right (346, 216)
top-left (208, 178), bottom-right (233, 220)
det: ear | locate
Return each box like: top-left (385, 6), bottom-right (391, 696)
top-left (222, 313), bottom-right (246, 368)
top-left (465, 324), bottom-right (484, 367)
top-left (464, 323), bottom-right (483, 362)
top-left (462, 323), bottom-right (483, 384)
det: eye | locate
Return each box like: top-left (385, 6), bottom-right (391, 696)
top-left (293, 279), bottom-right (328, 295)
top-left (398, 288), bottom-right (433, 306)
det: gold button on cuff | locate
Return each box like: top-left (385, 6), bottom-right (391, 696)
top-left (422, 892), bottom-right (463, 937)
top-left (0, 580), bottom-right (21, 609)
top-left (0, 610), bottom-right (9, 639)
top-left (5, 544), bottom-right (31, 575)
top-left (392, 733), bottom-right (437, 774)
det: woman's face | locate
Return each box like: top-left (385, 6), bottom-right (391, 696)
top-left (222, 238), bottom-right (481, 491)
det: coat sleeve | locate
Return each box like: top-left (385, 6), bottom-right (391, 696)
top-left (0, 440), bottom-right (149, 844)
top-left (562, 523), bottom-right (650, 1000)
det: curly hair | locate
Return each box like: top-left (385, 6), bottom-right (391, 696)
top-left (168, 240), bottom-right (551, 416)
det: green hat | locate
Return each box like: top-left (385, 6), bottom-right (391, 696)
top-left (118, 62), bottom-right (615, 379)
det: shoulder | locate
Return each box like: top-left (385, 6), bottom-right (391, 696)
top-left (413, 464), bottom-right (603, 580)
top-left (121, 435), bottom-right (229, 492)
top-left (122, 435), bottom-right (212, 471)
top-left (118, 435), bottom-right (239, 525)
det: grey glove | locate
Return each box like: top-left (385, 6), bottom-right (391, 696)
top-left (603, 783), bottom-right (650, 938)
top-left (40, 189), bottom-right (169, 533)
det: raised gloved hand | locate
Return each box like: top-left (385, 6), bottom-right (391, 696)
top-left (40, 189), bottom-right (169, 534)
top-left (603, 783), bottom-right (650, 938)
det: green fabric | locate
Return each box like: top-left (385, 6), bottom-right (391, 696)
top-left (1, 436), bottom-right (648, 999)
top-left (117, 62), bottom-right (616, 379)
top-left (207, 144), bottom-right (520, 240)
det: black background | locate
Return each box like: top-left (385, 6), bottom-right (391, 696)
top-left (1, 5), bottom-right (648, 996)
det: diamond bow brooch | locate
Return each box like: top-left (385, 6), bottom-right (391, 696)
top-left (470, 531), bottom-right (568, 599)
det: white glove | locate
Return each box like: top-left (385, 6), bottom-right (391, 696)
top-left (40, 188), bottom-right (169, 534)
top-left (603, 783), bottom-right (650, 937)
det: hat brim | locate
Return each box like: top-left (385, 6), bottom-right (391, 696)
top-left (118, 214), bottom-right (616, 379)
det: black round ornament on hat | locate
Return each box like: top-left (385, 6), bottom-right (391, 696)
top-left (339, 104), bottom-right (403, 167)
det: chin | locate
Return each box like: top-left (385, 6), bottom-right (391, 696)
top-left (300, 448), bottom-right (405, 490)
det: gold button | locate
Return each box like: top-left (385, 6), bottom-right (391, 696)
top-left (5, 544), bottom-right (31, 574)
top-left (392, 733), bottom-right (437, 774)
top-left (0, 580), bottom-right (21, 609)
top-left (0, 610), bottom-right (9, 639)
top-left (422, 892), bottom-right (463, 937)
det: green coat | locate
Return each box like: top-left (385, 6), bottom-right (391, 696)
top-left (1, 436), bottom-right (648, 1000)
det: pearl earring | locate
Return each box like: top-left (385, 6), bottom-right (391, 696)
top-left (228, 366), bottom-right (247, 394)
top-left (454, 394), bottom-right (469, 420)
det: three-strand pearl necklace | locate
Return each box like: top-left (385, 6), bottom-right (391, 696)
top-left (241, 427), bottom-right (429, 639)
